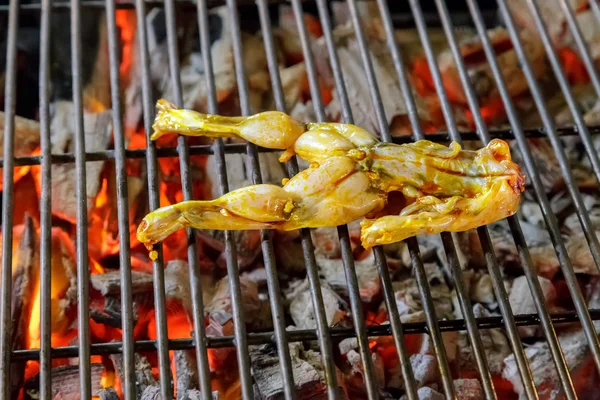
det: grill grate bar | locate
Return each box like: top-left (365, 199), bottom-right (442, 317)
top-left (70, 0), bottom-right (93, 395)
top-left (105, 0), bottom-right (139, 397)
top-left (440, 0), bottom-right (577, 398)
top-left (10, 309), bottom-right (600, 362)
top-left (38, 0), bottom-right (53, 396)
top-left (133, 0), bottom-right (174, 395)
top-left (2, 126), bottom-right (600, 168)
top-left (162, 0), bottom-right (213, 398)
top-left (407, 0), bottom-right (541, 398)
top-left (345, 1), bottom-right (463, 399)
top-left (0, 0), bottom-right (19, 397)
top-left (497, 0), bottom-right (600, 376)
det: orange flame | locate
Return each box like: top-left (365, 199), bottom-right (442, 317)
top-left (116, 10), bottom-right (136, 84)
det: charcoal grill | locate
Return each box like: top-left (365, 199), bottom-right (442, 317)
top-left (2, 0), bottom-right (600, 399)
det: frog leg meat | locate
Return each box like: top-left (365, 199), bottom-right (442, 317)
top-left (360, 177), bottom-right (521, 248)
top-left (137, 156), bottom-right (386, 249)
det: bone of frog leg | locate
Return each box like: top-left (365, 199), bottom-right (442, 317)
top-left (360, 177), bottom-right (521, 248)
top-left (151, 99), bottom-right (307, 150)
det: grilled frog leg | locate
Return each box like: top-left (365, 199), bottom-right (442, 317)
top-left (360, 177), bottom-right (521, 248)
top-left (139, 100), bottom-right (525, 250)
top-left (137, 156), bottom-right (387, 248)
top-left (151, 99), bottom-right (377, 163)
top-left (151, 99), bottom-right (307, 153)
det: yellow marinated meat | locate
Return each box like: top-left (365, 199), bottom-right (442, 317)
top-left (137, 99), bottom-right (525, 250)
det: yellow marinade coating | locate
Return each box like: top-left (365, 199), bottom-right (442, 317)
top-left (137, 100), bottom-right (525, 250)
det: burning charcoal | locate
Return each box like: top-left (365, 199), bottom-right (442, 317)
top-left (182, 390), bottom-right (220, 400)
top-left (511, 139), bottom-right (564, 194)
top-left (272, 231), bottom-right (306, 276)
top-left (240, 265), bottom-right (268, 289)
top-left (311, 22), bottom-right (408, 136)
top-left (457, 304), bottom-right (510, 378)
top-left (90, 260), bottom-right (204, 329)
top-left (205, 276), bottom-right (271, 335)
top-left (503, 328), bottom-right (596, 398)
top-left (453, 379), bottom-right (483, 400)
top-left (388, 277), bottom-right (453, 322)
top-left (317, 252), bottom-right (381, 304)
top-left (23, 228), bottom-right (77, 349)
top-left (399, 232), bottom-right (469, 272)
top-left (99, 388), bottom-right (120, 400)
top-left (278, 62), bottom-right (308, 111)
top-left (286, 279), bottom-right (350, 329)
top-left (110, 353), bottom-right (158, 399)
top-left (164, 260), bottom-right (195, 317)
top-left (484, 220), bottom-right (559, 279)
top-left (410, 354), bottom-right (440, 388)
top-left (564, 194), bottom-right (600, 234)
top-left (507, 0), bottom-right (589, 50)
top-left (311, 221), bottom-right (362, 259)
top-left (0, 112), bottom-right (40, 189)
top-left (250, 341), bottom-right (340, 400)
top-left (418, 329), bottom-right (458, 367)
top-left (509, 275), bottom-right (556, 337)
top-left (141, 386), bottom-right (162, 400)
top-left (91, 270), bottom-right (154, 296)
top-left (437, 27), bottom-right (544, 109)
top-left (175, 350), bottom-right (198, 399)
top-left (565, 233), bottom-right (600, 275)
top-left (400, 386), bottom-right (445, 400)
top-left (339, 338), bottom-right (359, 356)
top-left (24, 364), bottom-right (104, 400)
top-left (470, 272), bottom-right (495, 305)
top-left (520, 192), bottom-right (574, 229)
top-left (344, 349), bottom-right (385, 398)
top-left (8, 217), bottom-right (38, 397)
top-left (35, 102), bottom-right (112, 222)
top-left (197, 229), bottom-right (262, 271)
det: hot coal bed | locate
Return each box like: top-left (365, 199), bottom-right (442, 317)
top-left (2, 0), bottom-right (600, 399)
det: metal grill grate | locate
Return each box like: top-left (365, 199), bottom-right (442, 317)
top-left (2, 0), bottom-right (600, 399)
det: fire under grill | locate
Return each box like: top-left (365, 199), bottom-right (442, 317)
top-left (3, 0), bottom-right (600, 399)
